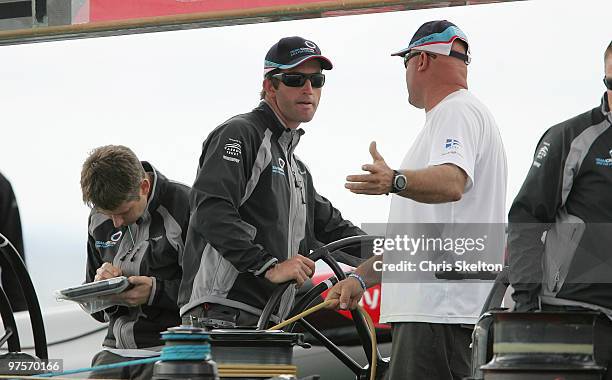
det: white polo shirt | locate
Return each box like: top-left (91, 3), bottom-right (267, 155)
top-left (380, 89), bottom-right (507, 325)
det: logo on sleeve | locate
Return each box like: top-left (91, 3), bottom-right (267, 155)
top-left (442, 138), bottom-right (463, 157)
top-left (444, 139), bottom-right (461, 149)
top-left (532, 141), bottom-right (550, 168)
top-left (272, 157), bottom-right (286, 176)
top-left (223, 138), bottom-right (242, 163)
top-left (445, 139), bottom-right (461, 150)
top-left (595, 149), bottom-right (612, 167)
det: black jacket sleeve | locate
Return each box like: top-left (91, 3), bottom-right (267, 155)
top-left (149, 278), bottom-right (181, 310)
top-left (187, 120), bottom-right (277, 274)
top-left (508, 126), bottom-right (567, 311)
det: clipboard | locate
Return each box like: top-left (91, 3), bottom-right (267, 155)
top-left (57, 276), bottom-right (132, 301)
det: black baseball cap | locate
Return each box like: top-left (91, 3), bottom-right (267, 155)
top-left (264, 36), bottom-right (333, 77)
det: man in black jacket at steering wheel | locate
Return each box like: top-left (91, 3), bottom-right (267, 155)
top-left (178, 36), bottom-right (365, 329)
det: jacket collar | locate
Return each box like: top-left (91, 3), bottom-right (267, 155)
top-left (137, 161), bottom-right (166, 225)
top-left (256, 101), bottom-right (305, 154)
top-left (261, 100), bottom-right (289, 130)
top-left (600, 93), bottom-right (612, 125)
top-left (602, 92), bottom-right (611, 115)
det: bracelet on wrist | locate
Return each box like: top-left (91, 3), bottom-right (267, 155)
top-left (347, 273), bottom-right (367, 291)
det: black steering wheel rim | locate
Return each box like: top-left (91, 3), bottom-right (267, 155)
top-left (257, 235), bottom-right (388, 379)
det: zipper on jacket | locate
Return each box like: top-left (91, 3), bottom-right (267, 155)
top-left (283, 153), bottom-right (300, 318)
top-left (287, 161), bottom-right (296, 260)
top-left (120, 225), bottom-right (137, 262)
top-left (285, 131), bottom-right (306, 251)
top-left (552, 270), bottom-right (560, 292)
top-left (287, 132), bottom-right (305, 205)
top-left (285, 136), bottom-right (296, 262)
top-left (293, 170), bottom-right (306, 204)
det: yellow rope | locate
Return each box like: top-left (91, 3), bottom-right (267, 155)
top-left (269, 300), bottom-right (334, 331)
top-left (358, 304), bottom-right (377, 380)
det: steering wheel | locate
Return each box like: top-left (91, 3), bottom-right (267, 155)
top-left (256, 235), bottom-right (389, 380)
top-left (0, 233), bottom-right (48, 359)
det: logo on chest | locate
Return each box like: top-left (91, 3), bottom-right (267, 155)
top-left (95, 230), bottom-right (123, 249)
top-left (272, 157), bottom-right (286, 176)
top-left (595, 149), bottom-right (612, 167)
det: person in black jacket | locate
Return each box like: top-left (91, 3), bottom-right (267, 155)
top-left (178, 36), bottom-right (365, 328)
top-left (508, 40), bottom-right (612, 378)
top-left (80, 145), bottom-right (189, 379)
top-left (0, 172), bottom-right (27, 312)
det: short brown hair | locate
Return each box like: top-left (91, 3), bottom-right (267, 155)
top-left (80, 145), bottom-right (145, 210)
top-left (260, 70), bottom-right (281, 100)
top-left (606, 40), bottom-right (612, 62)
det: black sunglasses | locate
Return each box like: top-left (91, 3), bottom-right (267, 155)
top-left (403, 51), bottom-right (437, 67)
top-left (271, 72), bottom-right (325, 88)
top-left (403, 50), bottom-right (471, 67)
top-left (605, 77), bottom-right (612, 90)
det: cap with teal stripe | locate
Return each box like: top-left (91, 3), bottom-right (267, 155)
top-left (391, 20), bottom-right (471, 64)
top-left (264, 36), bottom-right (333, 77)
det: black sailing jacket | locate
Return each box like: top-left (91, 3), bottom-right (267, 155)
top-left (86, 162), bottom-right (188, 348)
top-left (509, 94), bottom-right (612, 312)
top-left (179, 101), bottom-right (364, 319)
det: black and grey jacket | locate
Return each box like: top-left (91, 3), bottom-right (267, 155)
top-left (178, 101), bottom-right (364, 319)
top-left (508, 94), bottom-right (612, 312)
top-left (86, 162), bottom-right (189, 348)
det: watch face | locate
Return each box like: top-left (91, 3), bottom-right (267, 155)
top-left (395, 176), bottom-right (407, 190)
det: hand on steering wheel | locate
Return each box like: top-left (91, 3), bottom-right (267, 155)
top-left (324, 277), bottom-right (365, 310)
top-left (264, 255), bottom-right (315, 288)
top-left (258, 236), bottom-right (389, 380)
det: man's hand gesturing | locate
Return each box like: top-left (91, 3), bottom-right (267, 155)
top-left (345, 141), bottom-right (394, 195)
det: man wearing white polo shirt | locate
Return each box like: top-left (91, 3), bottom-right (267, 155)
top-left (325, 20), bottom-right (507, 379)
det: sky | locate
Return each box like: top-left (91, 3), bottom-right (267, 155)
top-left (0, 0), bottom-right (610, 306)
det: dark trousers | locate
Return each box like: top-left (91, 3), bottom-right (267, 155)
top-left (89, 350), bottom-right (155, 380)
top-left (387, 322), bottom-right (472, 380)
top-left (181, 302), bottom-right (260, 330)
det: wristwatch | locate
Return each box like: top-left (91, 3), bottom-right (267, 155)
top-left (391, 170), bottom-right (407, 193)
